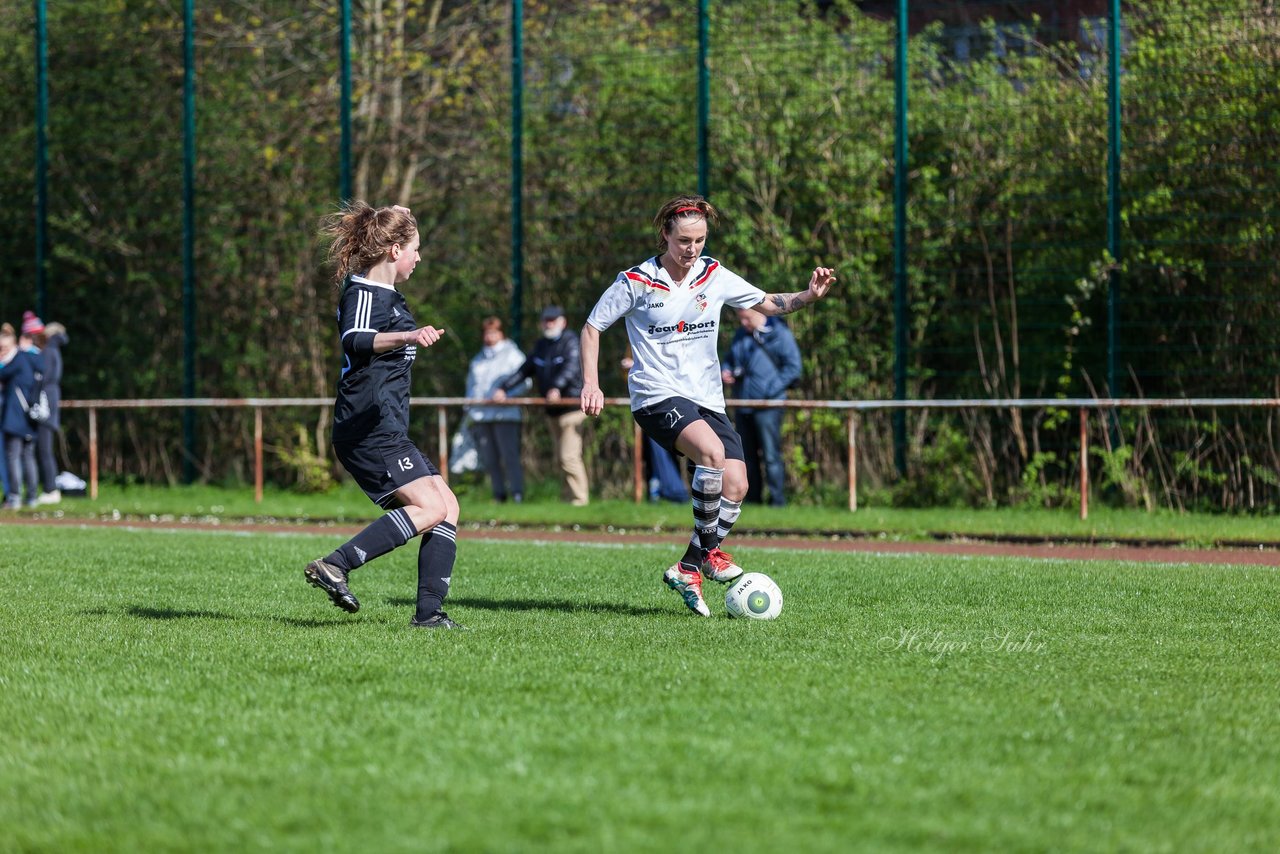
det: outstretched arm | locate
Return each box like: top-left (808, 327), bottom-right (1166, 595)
top-left (580, 323), bottom-right (605, 416)
top-left (371, 326), bottom-right (444, 354)
top-left (754, 266), bottom-right (837, 317)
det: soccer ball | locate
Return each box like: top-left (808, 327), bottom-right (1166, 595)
top-left (725, 572), bottom-right (783, 620)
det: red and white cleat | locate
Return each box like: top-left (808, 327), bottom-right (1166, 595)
top-left (700, 547), bottom-right (743, 584)
top-left (663, 563), bottom-right (711, 617)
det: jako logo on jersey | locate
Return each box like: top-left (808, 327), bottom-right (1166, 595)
top-left (647, 320), bottom-right (717, 335)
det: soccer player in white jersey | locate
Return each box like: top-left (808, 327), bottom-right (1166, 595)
top-left (580, 195), bottom-right (836, 616)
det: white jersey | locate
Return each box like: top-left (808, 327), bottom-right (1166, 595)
top-left (586, 255), bottom-right (766, 412)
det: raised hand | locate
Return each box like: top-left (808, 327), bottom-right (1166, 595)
top-left (807, 266), bottom-right (837, 300)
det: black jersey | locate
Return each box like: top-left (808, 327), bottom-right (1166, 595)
top-left (332, 275), bottom-right (419, 444)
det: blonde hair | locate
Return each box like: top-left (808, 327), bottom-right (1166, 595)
top-left (35, 322), bottom-right (65, 347)
top-left (321, 201), bottom-right (418, 288)
top-left (653, 194), bottom-right (719, 252)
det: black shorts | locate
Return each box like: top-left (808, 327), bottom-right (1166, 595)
top-left (334, 435), bottom-right (440, 509)
top-left (633, 396), bottom-right (745, 463)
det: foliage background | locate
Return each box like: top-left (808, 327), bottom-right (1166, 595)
top-left (0, 0), bottom-right (1276, 509)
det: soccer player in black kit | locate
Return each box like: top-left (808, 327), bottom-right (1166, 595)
top-left (305, 201), bottom-right (463, 629)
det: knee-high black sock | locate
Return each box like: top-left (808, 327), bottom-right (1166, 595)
top-left (679, 465), bottom-right (722, 569)
top-left (326, 507), bottom-right (416, 571)
top-left (682, 495), bottom-right (742, 566)
top-left (416, 521), bottom-right (458, 619)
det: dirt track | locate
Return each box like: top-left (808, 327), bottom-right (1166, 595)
top-left (7, 516), bottom-right (1280, 567)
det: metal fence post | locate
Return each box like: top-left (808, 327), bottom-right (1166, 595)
top-left (182, 0), bottom-right (197, 483)
top-left (437, 406), bottom-right (449, 483)
top-left (1106, 0), bottom-right (1122, 402)
top-left (339, 0), bottom-right (352, 202)
top-left (697, 0), bottom-right (709, 198)
top-left (1079, 408), bottom-right (1089, 520)
top-left (848, 412), bottom-right (858, 512)
top-left (34, 0), bottom-right (49, 317)
top-left (89, 407), bottom-right (98, 500)
top-left (510, 0), bottom-right (525, 342)
top-left (892, 0), bottom-right (909, 477)
top-left (254, 406), bottom-right (263, 503)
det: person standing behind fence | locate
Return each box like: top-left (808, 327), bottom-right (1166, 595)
top-left (722, 309), bottom-right (801, 507)
top-left (303, 201), bottom-right (464, 629)
top-left (467, 316), bottom-right (528, 503)
top-left (29, 318), bottom-right (67, 505)
top-left (0, 323), bottom-right (42, 509)
top-left (579, 193), bottom-right (835, 617)
top-left (0, 324), bottom-right (12, 502)
top-left (492, 305), bottom-right (590, 506)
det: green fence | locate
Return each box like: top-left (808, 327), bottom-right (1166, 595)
top-left (1, 0), bottom-right (1276, 510)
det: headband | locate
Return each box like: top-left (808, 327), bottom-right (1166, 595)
top-left (673, 205), bottom-right (702, 215)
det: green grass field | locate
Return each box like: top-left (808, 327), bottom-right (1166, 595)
top-left (3, 523), bottom-right (1279, 851)
top-left (17, 482), bottom-right (1280, 545)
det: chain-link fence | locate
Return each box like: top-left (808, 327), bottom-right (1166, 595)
top-left (1, 0), bottom-right (1276, 509)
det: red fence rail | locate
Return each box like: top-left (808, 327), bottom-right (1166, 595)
top-left (60, 397), bottom-right (1280, 518)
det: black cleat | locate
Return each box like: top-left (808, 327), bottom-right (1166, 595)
top-left (409, 610), bottom-right (465, 630)
top-left (304, 558), bottom-right (360, 613)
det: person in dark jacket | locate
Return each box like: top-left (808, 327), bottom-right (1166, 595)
top-left (0, 323), bottom-right (42, 509)
top-left (721, 308), bottom-right (802, 506)
top-left (32, 320), bottom-right (67, 504)
top-left (492, 305), bottom-right (590, 505)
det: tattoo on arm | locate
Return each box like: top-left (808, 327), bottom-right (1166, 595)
top-left (769, 292), bottom-right (809, 314)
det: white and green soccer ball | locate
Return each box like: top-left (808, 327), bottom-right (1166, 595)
top-left (725, 572), bottom-right (783, 620)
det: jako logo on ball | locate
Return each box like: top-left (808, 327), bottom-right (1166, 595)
top-left (725, 572), bottom-right (783, 620)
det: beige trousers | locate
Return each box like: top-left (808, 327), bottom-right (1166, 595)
top-left (549, 409), bottom-right (590, 505)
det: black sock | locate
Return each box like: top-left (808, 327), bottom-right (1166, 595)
top-left (416, 521), bottom-right (458, 619)
top-left (682, 495), bottom-right (743, 566)
top-left (326, 507), bottom-right (417, 571)
top-left (682, 465), bottom-right (723, 568)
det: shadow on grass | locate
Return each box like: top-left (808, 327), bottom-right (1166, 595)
top-left (385, 595), bottom-right (672, 618)
top-left (81, 605), bottom-right (362, 629)
top-left (127, 605), bottom-right (236, 621)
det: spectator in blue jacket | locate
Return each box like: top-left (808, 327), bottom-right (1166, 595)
top-left (721, 309), bottom-right (802, 506)
top-left (0, 324), bottom-right (10, 500)
top-left (0, 323), bottom-right (42, 509)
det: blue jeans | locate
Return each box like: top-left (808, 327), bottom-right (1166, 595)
top-left (647, 437), bottom-right (687, 502)
top-left (735, 409), bottom-right (786, 506)
top-left (5, 434), bottom-right (38, 505)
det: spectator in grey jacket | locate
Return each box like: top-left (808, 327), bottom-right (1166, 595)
top-left (33, 321), bottom-right (67, 504)
top-left (466, 316), bottom-right (528, 502)
top-left (721, 309), bottom-right (802, 506)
